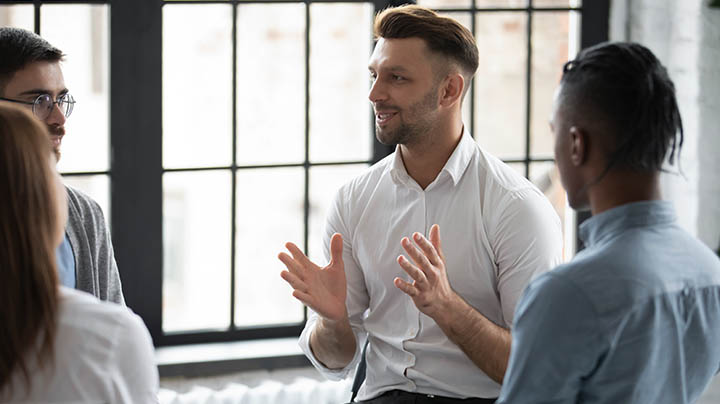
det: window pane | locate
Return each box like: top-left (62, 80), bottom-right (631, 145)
top-left (0, 5), bottom-right (34, 30)
top-left (533, 0), bottom-right (582, 8)
top-left (530, 11), bottom-right (571, 159)
top-left (163, 5), bottom-right (233, 169)
top-left (42, 5), bottom-right (109, 173)
top-left (474, 12), bottom-right (527, 159)
top-left (309, 3), bottom-right (373, 163)
top-left (308, 164), bottom-right (368, 264)
top-left (476, 0), bottom-right (527, 7)
top-left (237, 4), bottom-right (305, 165)
top-left (417, 0), bottom-right (472, 9)
top-left (62, 174), bottom-right (110, 226)
top-left (505, 161), bottom-right (526, 178)
top-left (235, 167), bottom-right (305, 326)
top-left (163, 171), bottom-right (232, 332)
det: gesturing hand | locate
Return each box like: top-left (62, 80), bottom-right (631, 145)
top-left (278, 233), bottom-right (348, 322)
top-left (394, 224), bottom-right (456, 319)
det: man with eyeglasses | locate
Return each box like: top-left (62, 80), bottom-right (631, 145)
top-left (0, 27), bottom-right (124, 304)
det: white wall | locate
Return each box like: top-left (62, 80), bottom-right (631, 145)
top-left (610, 0), bottom-right (720, 253)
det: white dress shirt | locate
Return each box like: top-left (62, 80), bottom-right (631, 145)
top-left (0, 287), bottom-right (158, 404)
top-left (299, 130), bottom-right (563, 400)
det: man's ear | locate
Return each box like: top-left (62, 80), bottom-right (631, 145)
top-left (439, 73), bottom-right (464, 108)
top-left (569, 126), bottom-right (588, 166)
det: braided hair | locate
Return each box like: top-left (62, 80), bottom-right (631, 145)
top-left (559, 42), bottom-right (683, 176)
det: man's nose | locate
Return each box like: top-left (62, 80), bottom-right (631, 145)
top-left (45, 102), bottom-right (66, 127)
top-left (368, 78), bottom-right (388, 104)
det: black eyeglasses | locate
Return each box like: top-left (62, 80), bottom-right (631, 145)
top-left (0, 93), bottom-right (76, 120)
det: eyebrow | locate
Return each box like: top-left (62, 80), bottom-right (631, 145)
top-left (368, 65), bottom-right (411, 74)
top-left (17, 88), bottom-right (69, 97)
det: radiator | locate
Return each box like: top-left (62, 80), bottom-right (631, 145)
top-left (159, 377), bottom-right (351, 404)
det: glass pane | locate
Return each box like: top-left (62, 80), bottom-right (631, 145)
top-left (474, 12), bottom-right (527, 159)
top-left (235, 167), bottom-right (305, 326)
top-left (163, 171), bottom-right (232, 332)
top-left (530, 12), bottom-right (571, 159)
top-left (476, 0), bottom-right (527, 7)
top-left (529, 160), bottom-right (555, 194)
top-left (309, 3), bottom-right (373, 163)
top-left (42, 5), bottom-right (108, 173)
top-left (417, 0), bottom-right (472, 9)
top-left (308, 164), bottom-right (368, 264)
top-left (533, 0), bottom-right (582, 8)
top-left (163, 5), bottom-right (233, 169)
top-left (237, 4), bottom-right (305, 165)
top-left (62, 174), bottom-right (110, 227)
top-left (0, 5), bottom-right (34, 30)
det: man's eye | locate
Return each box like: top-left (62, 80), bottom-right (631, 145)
top-left (392, 75), bottom-right (405, 81)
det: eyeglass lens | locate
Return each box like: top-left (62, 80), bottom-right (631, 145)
top-left (33, 94), bottom-right (74, 120)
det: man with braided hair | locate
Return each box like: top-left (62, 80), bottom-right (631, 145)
top-left (498, 42), bottom-right (720, 404)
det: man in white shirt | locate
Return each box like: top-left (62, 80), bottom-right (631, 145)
top-left (278, 5), bottom-right (563, 403)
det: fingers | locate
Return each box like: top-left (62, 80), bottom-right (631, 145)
top-left (284, 242), bottom-right (311, 265)
top-left (393, 277), bottom-right (419, 297)
top-left (410, 232), bottom-right (442, 267)
top-left (280, 270), bottom-right (309, 293)
top-left (292, 289), bottom-right (315, 307)
top-left (397, 255), bottom-right (428, 289)
top-left (278, 252), bottom-right (305, 279)
top-left (329, 233), bottom-right (344, 266)
top-left (401, 237), bottom-right (437, 283)
top-left (429, 224), bottom-right (445, 260)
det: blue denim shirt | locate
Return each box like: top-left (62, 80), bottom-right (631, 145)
top-left (57, 232), bottom-right (76, 289)
top-left (498, 201), bottom-right (720, 404)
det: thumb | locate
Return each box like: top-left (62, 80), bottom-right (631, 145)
top-left (429, 224), bottom-right (443, 257)
top-left (329, 233), bottom-right (344, 266)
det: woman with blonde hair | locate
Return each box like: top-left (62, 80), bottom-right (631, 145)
top-left (0, 103), bottom-right (158, 403)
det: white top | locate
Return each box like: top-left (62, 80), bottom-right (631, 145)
top-left (299, 130), bottom-right (563, 400)
top-left (0, 287), bottom-right (159, 404)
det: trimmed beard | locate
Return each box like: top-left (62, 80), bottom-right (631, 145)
top-left (375, 85), bottom-right (439, 147)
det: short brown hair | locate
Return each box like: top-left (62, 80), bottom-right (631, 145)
top-left (0, 28), bottom-right (64, 95)
top-left (0, 104), bottom-right (59, 395)
top-left (373, 5), bottom-right (479, 79)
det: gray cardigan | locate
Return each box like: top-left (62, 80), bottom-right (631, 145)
top-left (65, 185), bottom-right (125, 305)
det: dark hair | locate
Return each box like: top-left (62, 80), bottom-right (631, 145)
top-left (0, 104), bottom-right (59, 395)
top-left (374, 5), bottom-right (479, 81)
top-left (0, 27), bottom-right (64, 95)
top-left (559, 41), bottom-right (683, 173)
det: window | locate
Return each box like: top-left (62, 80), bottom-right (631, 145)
top-left (2, 0), bottom-right (609, 346)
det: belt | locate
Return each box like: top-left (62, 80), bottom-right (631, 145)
top-left (359, 389), bottom-right (497, 404)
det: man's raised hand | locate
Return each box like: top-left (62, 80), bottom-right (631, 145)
top-left (278, 233), bottom-right (348, 322)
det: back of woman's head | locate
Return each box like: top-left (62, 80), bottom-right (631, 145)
top-left (0, 103), bottom-right (60, 394)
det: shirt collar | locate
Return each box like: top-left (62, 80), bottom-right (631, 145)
top-left (388, 127), bottom-right (475, 188)
top-left (578, 200), bottom-right (676, 247)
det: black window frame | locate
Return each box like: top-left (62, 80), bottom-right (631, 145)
top-left (1, 0), bottom-right (608, 347)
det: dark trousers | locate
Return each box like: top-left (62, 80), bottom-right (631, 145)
top-left (357, 390), bottom-right (497, 404)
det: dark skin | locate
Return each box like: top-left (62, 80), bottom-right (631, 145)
top-left (551, 85), bottom-right (662, 214)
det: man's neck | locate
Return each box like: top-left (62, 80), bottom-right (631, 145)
top-left (399, 118), bottom-right (464, 190)
top-left (588, 170), bottom-right (662, 215)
